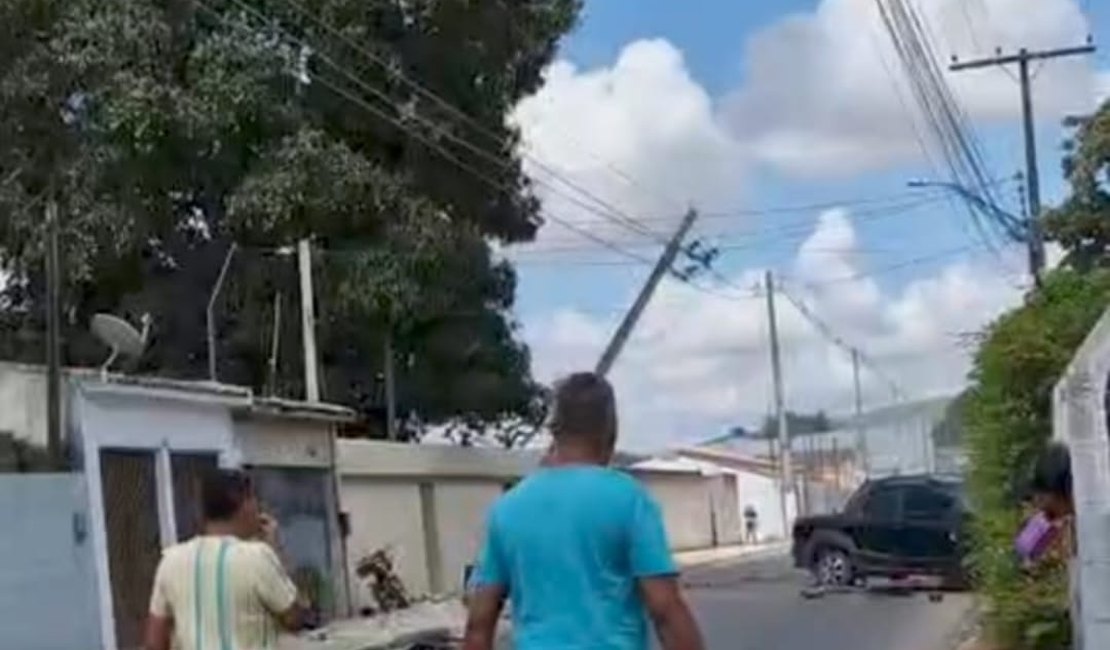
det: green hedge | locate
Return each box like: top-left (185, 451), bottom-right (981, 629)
top-left (965, 269), bottom-right (1110, 649)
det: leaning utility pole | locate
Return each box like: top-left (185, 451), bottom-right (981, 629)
top-left (950, 43), bottom-right (1096, 287)
top-left (764, 270), bottom-right (794, 529)
top-left (298, 238), bottom-right (321, 402)
top-left (45, 199), bottom-right (63, 468)
top-left (595, 209), bottom-right (698, 377)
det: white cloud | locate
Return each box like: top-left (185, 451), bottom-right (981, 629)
top-left (524, 211), bottom-right (1028, 452)
top-left (724, 0), bottom-right (1101, 175)
top-left (508, 1), bottom-right (1101, 451)
top-left (511, 40), bottom-right (746, 248)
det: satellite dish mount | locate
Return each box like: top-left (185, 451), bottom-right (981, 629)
top-left (90, 313), bottom-right (152, 380)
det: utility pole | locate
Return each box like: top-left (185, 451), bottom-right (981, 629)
top-left (595, 209), bottom-right (698, 377)
top-left (851, 350), bottom-right (869, 479)
top-left (206, 243), bottom-right (238, 382)
top-left (383, 332), bottom-right (397, 440)
top-left (298, 239), bottom-right (320, 402)
top-left (266, 292), bottom-right (283, 396)
top-left (950, 43), bottom-right (1096, 287)
top-left (45, 199), bottom-right (62, 468)
top-left (764, 270), bottom-right (793, 530)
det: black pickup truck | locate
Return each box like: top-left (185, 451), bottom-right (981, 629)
top-left (792, 474), bottom-right (970, 587)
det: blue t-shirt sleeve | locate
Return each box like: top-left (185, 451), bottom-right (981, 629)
top-left (629, 488), bottom-right (677, 577)
top-left (471, 512), bottom-right (509, 589)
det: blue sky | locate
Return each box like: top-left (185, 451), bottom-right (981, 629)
top-left (509, 0), bottom-right (1109, 451)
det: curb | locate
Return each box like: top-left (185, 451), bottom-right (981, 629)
top-left (945, 601), bottom-right (983, 650)
top-left (677, 542), bottom-right (791, 571)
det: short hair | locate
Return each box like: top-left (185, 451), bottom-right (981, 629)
top-left (550, 372), bottom-right (617, 442)
top-left (201, 469), bottom-right (254, 522)
top-left (1030, 443), bottom-right (1072, 500)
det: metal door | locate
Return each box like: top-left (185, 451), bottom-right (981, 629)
top-left (100, 450), bottom-right (161, 649)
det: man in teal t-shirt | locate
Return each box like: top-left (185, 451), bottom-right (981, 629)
top-left (463, 372), bottom-right (704, 650)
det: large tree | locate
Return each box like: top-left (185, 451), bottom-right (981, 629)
top-left (1043, 101), bottom-right (1110, 270)
top-left (0, 0), bottom-right (580, 440)
top-left (961, 99), bottom-right (1110, 648)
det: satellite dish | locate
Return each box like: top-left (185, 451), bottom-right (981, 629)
top-left (91, 313), bottom-right (152, 379)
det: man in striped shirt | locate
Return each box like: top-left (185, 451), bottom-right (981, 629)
top-left (144, 470), bottom-right (306, 650)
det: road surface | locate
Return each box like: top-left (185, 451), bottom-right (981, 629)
top-left (676, 554), bottom-right (975, 650)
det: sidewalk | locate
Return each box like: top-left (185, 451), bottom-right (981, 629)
top-left (675, 541), bottom-right (790, 569)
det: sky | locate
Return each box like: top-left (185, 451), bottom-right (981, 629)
top-left (504, 0), bottom-right (1110, 453)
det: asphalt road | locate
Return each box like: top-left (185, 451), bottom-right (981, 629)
top-left (675, 554), bottom-right (975, 650)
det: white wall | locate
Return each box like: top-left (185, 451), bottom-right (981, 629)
top-left (74, 382), bottom-right (243, 650)
top-left (338, 441), bottom-right (533, 608)
top-left (634, 471), bottom-right (715, 551)
top-left (734, 470), bottom-right (787, 541)
top-left (711, 474), bottom-right (743, 545)
top-left (341, 478), bottom-right (430, 604)
top-left (338, 440), bottom-right (538, 478)
top-left (0, 363), bottom-right (57, 448)
top-left (235, 416), bottom-right (333, 468)
top-left (337, 441), bottom-right (754, 610)
top-left (430, 480), bottom-right (504, 594)
top-left (0, 474), bottom-right (102, 650)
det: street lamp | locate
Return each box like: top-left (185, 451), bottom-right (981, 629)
top-left (907, 177), bottom-right (1040, 285)
top-left (907, 178), bottom-right (1027, 241)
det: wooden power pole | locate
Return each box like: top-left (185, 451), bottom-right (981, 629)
top-left (298, 239), bottom-right (320, 402)
top-left (950, 43), bottom-right (1096, 286)
top-left (595, 209), bottom-right (698, 377)
top-left (45, 200), bottom-right (63, 468)
top-left (765, 271), bottom-right (794, 529)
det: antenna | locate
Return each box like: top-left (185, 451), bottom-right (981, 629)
top-left (90, 313), bottom-right (152, 380)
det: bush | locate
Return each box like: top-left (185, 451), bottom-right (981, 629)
top-left (965, 269), bottom-right (1110, 649)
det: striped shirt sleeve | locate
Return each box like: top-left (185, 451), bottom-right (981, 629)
top-left (250, 544), bottom-right (299, 614)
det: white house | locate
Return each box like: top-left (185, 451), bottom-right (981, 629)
top-left (0, 363), bottom-right (353, 650)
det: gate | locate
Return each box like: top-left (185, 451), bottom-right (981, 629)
top-left (0, 474), bottom-right (101, 649)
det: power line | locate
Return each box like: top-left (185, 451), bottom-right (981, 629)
top-left (515, 245), bottom-right (917, 267)
top-left (313, 72), bottom-right (661, 266)
top-left (875, 0), bottom-right (1011, 252)
top-left (195, 0), bottom-right (667, 268)
top-left (783, 245), bottom-right (977, 287)
top-left (521, 192), bottom-right (963, 254)
top-left (267, 0), bottom-right (669, 243)
top-left (776, 281), bottom-right (904, 400)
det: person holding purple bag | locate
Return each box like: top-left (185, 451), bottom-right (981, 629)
top-left (1015, 443), bottom-right (1074, 565)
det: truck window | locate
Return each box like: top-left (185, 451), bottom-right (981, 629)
top-left (903, 485), bottom-right (954, 521)
top-left (860, 485), bottom-right (901, 519)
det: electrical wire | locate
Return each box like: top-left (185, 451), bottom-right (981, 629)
top-left (523, 193), bottom-right (957, 254)
top-left (195, 0), bottom-right (668, 269)
top-left (875, 0), bottom-right (1013, 257)
top-left (267, 0), bottom-right (669, 243)
top-left (776, 281), bottom-right (904, 400)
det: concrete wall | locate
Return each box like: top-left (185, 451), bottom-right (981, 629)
top-left (633, 470), bottom-right (715, 551)
top-left (430, 479), bottom-right (505, 594)
top-left (338, 441), bottom-right (534, 608)
top-left (235, 415), bottom-right (333, 468)
top-left (342, 478), bottom-right (430, 605)
top-left (337, 441), bottom-right (751, 609)
top-left (733, 470), bottom-right (787, 541)
top-left (0, 474), bottom-right (102, 650)
top-left (710, 474), bottom-right (743, 545)
top-left (0, 363), bottom-right (71, 449)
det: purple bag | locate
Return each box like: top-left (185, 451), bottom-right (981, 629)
top-left (1015, 512), bottom-right (1059, 562)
